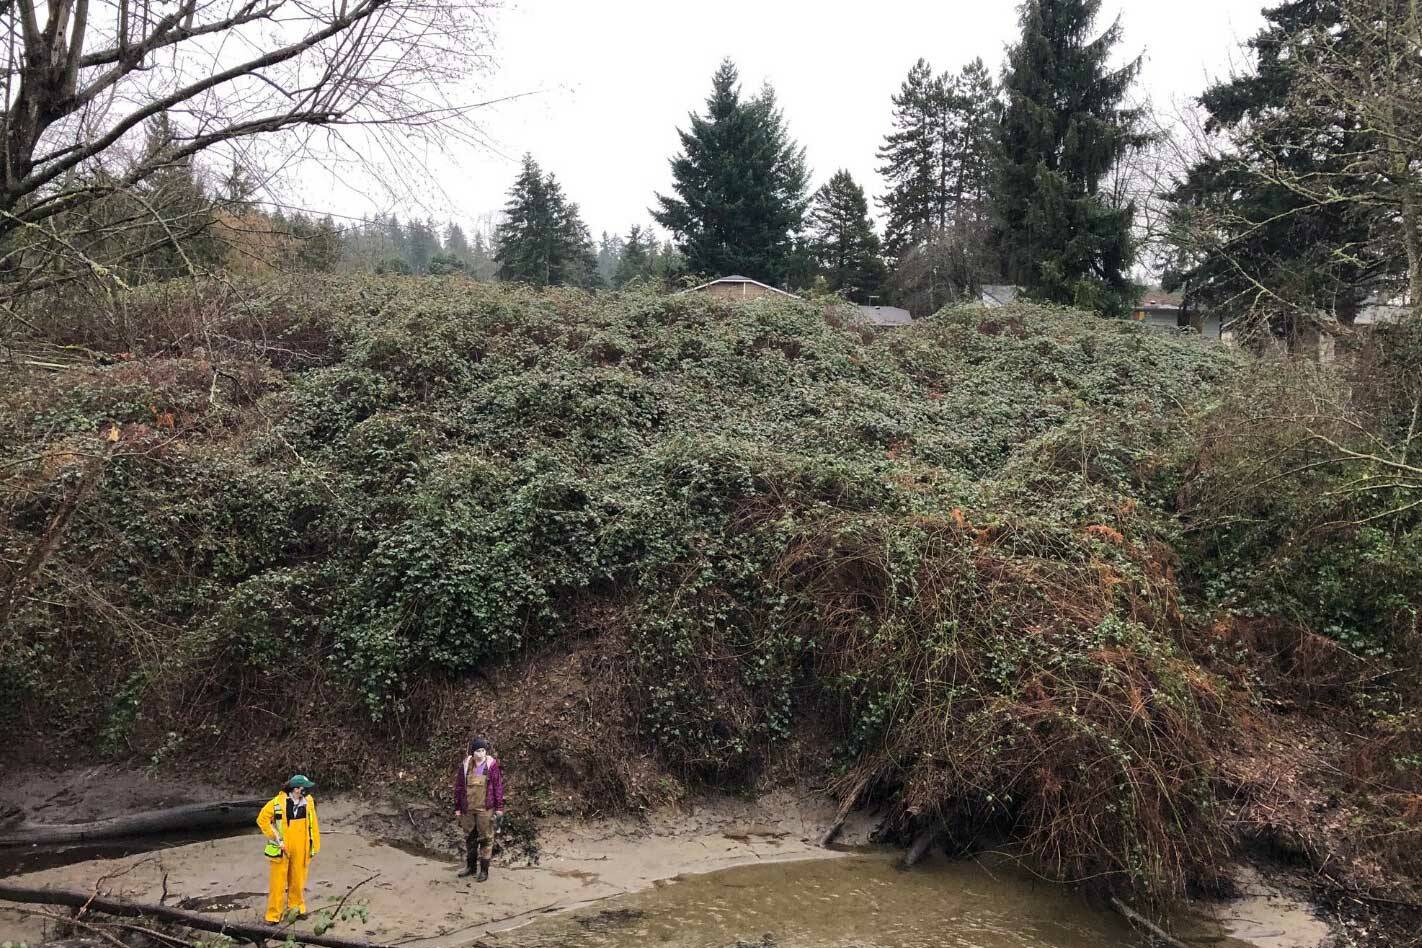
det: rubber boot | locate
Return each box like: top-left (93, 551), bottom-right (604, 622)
top-left (477, 858), bottom-right (489, 882)
top-left (458, 860), bottom-right (476, 878)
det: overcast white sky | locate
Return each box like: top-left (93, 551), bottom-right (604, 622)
top-left (295, 0), bottom-right (1265, 238)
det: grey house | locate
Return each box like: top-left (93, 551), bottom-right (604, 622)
top-left (855, 305), bottom-right (913, 326)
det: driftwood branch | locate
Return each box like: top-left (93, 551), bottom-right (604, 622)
top-left (819, 774), bottom-right (870, 848)
top-left (0, 798), bottom-right (267, 847)
top-left (0, 881), bottom-right (397, 948)
top-left (1110, 896), bottom-right (1192, 948)
top-left (898, 825), bottom-right (941, 869)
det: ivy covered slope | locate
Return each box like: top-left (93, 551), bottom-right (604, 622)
top-left (3, 277), bottom-right (1418, 906)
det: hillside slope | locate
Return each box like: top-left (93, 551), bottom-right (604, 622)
top-left (2, 277), bottom-right (1418, 917)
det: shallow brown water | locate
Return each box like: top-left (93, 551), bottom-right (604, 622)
top-left (502, 852), bottom-right (1198, 948)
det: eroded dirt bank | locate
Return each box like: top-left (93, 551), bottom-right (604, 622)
top-left (0, 766), bottom-right (1334, 948)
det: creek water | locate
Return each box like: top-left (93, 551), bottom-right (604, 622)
top-left (498, 852), bottom-right (1273, 948)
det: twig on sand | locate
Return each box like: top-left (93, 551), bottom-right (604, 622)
top-left (87, 855), bottom-right (160, 913)
top-left (325, 872), bottom-right (379, 923)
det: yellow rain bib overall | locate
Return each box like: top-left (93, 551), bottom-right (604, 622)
top-left (257, 791), bottom-right (321, 923)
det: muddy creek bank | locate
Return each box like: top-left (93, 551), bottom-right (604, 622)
top-left (0, 781), bottom-right (881, 945)
top-left (0, 768), bottom-right (1330, 948)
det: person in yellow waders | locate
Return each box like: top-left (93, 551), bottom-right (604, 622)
top-left (257, 774), bottom-right (321, 923)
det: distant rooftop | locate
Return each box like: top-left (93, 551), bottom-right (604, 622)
top-left (1137, 290), bottom-right (1183, 309)
top-left (856, 305), bottom-right (913, 326)
top-left (678, 274), bottom-right (799, 299)
top-left (979, 284), bottom-right (1021, 307)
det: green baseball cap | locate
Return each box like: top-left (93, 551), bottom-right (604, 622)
top-left (285, 774), bottom-right (316, 790)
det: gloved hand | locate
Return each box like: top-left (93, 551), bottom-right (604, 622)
top-left (494, 812), bottom-right (506, 834)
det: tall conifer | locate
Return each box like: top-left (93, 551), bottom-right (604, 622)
top-left (993, 0), bottom-right (1146, 315)
top-left (614, 225), bottom-right (652, 287)
top-left (653, 59), bottom-right (809, 284)
top-left (405, 218), bottom-right (438, 274)
top-left (807, 171), bottom-right (886, 303)
top-left (495, 155), bottom-right (597, 287)
top-left (877, 59), bottom-right (944, 260)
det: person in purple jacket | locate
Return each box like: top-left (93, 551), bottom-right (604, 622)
top-left (454, 736), bottom-right (505, 881)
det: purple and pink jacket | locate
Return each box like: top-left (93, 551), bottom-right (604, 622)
top-left (454, 756), bottom-right (505, 812)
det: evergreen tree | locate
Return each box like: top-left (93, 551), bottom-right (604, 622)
top-left (405, 218), bottom-right (438, 273)
top-left (614, 225), bottom-right (652, 288)
top-left (385, 215), bottom-right (410, 268)
top-left (807, 171), bottom-right (886, 303)
top-left (344, 215), bottom-right (400, 272)
top-left (994, 0), bottom-right (1147, 315)
top-left (294, 214), bottom-right (342, 272)
top-left (877, 58), bottom-right (999, 308)
top-left (495, 155), bottom-right (598, 287)
top-left (219, 162), bottom-right (259, 205)
top-left (551, 183), bottom-right (600, 288)
top-left (428, 251), bottom-right (465, 275)
top-left (596, 231), bottom-right (625, 286)
top-left (949, 59), bottom-right (998, 234)
top-left (468, 225), bottom-right (498, 281)
top-left (131, 113), bottom-right (221, 279)
top-left (653, 59), bottom-right (809, 284)
top-left (877, 59), bottom-right (946, 260)
top-left (648, 237), bottom-right (688, 286)
top-left (1164, 1), bottom-right (1384, 336)
top-left (496, 157), bottom-right (553, 284)
top-left (877, 59), bottom-right (998, 259)
top-left (445, 223), bottom-right (473, 266)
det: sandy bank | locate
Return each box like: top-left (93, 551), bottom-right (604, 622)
top-left (0, 766), bottom-right (1330, 948)
top-left (0, 766), bottom-right (871, 945)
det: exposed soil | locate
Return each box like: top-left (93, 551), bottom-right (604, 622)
top-left (0, 765), bottom-right (1339, 948)
top-left (1210, 706), bottom-right (1422, 948)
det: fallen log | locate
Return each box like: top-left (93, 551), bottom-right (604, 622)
top-left (817, 814), bottom-right (847, 849)
top-left (1109, 896), bottom-right (1192, 948)
top-left (897, 825), bottom-right (940, 869)
top-left (0, 881), bottom-right (398, 948)
top-left (0, 799), bottom-right (267, 847)
top-left (818, 775), bottom-right (870, 849)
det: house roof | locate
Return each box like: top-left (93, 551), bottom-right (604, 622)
top-left (856, 305), bottom-right (913, 326)
top-left (1137, 290), bottom-right (1183, 309)
top-left (979, 284), bottom-right (1021, 307)
top-left (679, 274), bottom-right (800, 299)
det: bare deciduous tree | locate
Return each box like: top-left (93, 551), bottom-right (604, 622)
top-left (0, 0), bottom-right (495, 312)
top-left (1164, 0), bottom-right (1421, 346)
top-left (1282, 0), bottom-right (1422, 311)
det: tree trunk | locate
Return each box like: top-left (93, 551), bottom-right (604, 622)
top-left (0, 881), bottom-right (398, 948)
top-left (1404, 188), bottom-right (1422, 317)
top-left (0, 799), bottom-right (268, 847)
